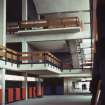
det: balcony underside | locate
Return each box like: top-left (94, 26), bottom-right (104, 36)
top-left (0, 59), bottom-right (91, 77)
top-left (18, 63), bottom-right (61, 74)
top-left (0, 60), bottom-right (17, 70)
top-left (0, 60), bottom-right (61, 74)
top-left (14, 27), bottom-right (80, 35)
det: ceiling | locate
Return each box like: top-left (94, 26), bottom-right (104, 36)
top-left (30, 0), bottom-right (91, 67)
top-left (29, 38), bottom-right (91, 60)
top-left (33, 0), bottom-right (91, 37)
top-left (29, 40), bottom-right (69, 52)
top-left (34, 0), bottom-right (90, 14)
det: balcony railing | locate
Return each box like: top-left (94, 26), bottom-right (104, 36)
top-left (0, 45), bottom-right (74, 70)
top-left (17, 51), bottom-right (62, 68)
top-left (0, 45), bottom-right (62, 69)
top-left (0, 45), bottom-right (18, 62)
top-left (7, 17), bottom-right (81, 33)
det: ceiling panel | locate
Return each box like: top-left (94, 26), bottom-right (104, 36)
top-left (34, 0), bottom-right (90, 14)
top-left (29, 40), bottom-right (68, 52)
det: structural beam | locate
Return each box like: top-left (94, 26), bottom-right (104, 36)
top-left (7, 31), bottom-right (90, 43)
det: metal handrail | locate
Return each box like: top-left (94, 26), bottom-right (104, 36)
top-left (0, 45), bottom-right (62, 68)
top-left (7, 17), bottom-right (81, 33)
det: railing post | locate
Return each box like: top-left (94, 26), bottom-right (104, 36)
top-left (31, 52), bottom-right (33, 67)
top-left (17, 52), bottom-right (20, 67)
top-left (22, 72), bottom-right (28, 101)
top-left (5, 48), bottom-right (7, 65)
top-left (0, 69), bottom-right (6, 105)
top-left (11, 50), bottom-right (13, 66)
top-left (43, 52), bottom-right (46, 67)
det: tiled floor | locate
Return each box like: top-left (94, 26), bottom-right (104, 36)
top-left (7, 95), bottom-right (92, 105)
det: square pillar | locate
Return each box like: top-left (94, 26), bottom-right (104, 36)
top-left (22, 41), bottom-right (28, 52)
top-left (22, 41), bottom-right (29, 63)
top-left (0, 69), bottom-right (6, 105)
top-left (64, 77), bottom-right (73, 95)
top-left (68, 40), bottom-right (80, 68)
top-left (36, 76), bottom-right (43, 97)
top-left (0, 0), bottom-right (6, 46)
top-left (22, 0), bottom-right (28, 21)
top-left (22, 72), bottom-right (28, 101)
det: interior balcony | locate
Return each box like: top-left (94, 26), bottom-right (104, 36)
top-left (17, 51), bottom-right (62, 74)
top-left (40, 69), bottom-right (91, 78)
top-left (0, 45), bottom-right (63, 74)
top-left (7, 17), bottom-right (81, 35)
top-left (0, 44), bottom-right (91, 77)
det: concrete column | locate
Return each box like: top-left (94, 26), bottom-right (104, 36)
top-left (64, 78), bottom-right (68, 95)
top-left (0, 0), bottom-right (6, 46)
top-left (68, 79), bottom-right (73, 94)
top-left (36, 76), bottom-right (42, 97)
top-left (22, 72), bottom-right (28, 101)
top-left (37, 77), bottom-right (41, 87)
top-left (37, 14), bottom-right (41, 20)
top-left (22, 41), bottom-right (28, 52)
top-left (68, 40), bottom-right (80, 68)
top-left (22, 41), bottom-right (29, 63)
top-left (22, 0), bottom-right (28, 20)
top-left (64, 78), bottom-right (73, 95)
top-left (0, 69), bottom-right (6, 105)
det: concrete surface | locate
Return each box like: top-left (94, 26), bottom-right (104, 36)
top-left (7, 95), bottom-right (92, 105)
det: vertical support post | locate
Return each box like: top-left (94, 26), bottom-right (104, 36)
top-left (36, 75), bottom-right (42, 97)
top-left (68, 40), bottom-right (80, 68)
top-left (25, 72), bottom-right (28, 101)
top-left (22, 72), bottom-right (28, 101)
top-left (37, 14), bottom-right (41, 20)
top-left (22, 41), bottom-right (29, 63)
top-left (0, 69), bottom-right (6, 105)
top-left (64, 77), bottom-right (73, 95)
top-left (0, 0), bottom-right (6, 46)
top-left (22, 41), bottom-right (28, 52)
top-left (22, 0), bottom-right (28, 21)
top-left (0, 0), bottom-right (6, 104)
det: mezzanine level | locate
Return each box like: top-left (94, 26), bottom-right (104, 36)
top-left (0, 45), bottom-right (91, 77)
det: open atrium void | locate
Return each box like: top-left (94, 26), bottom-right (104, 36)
top-left (0, 0), bottom-right (99, 105)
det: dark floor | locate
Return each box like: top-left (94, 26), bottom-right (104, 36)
top-left (7, 95), bottom-right (92, 105)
